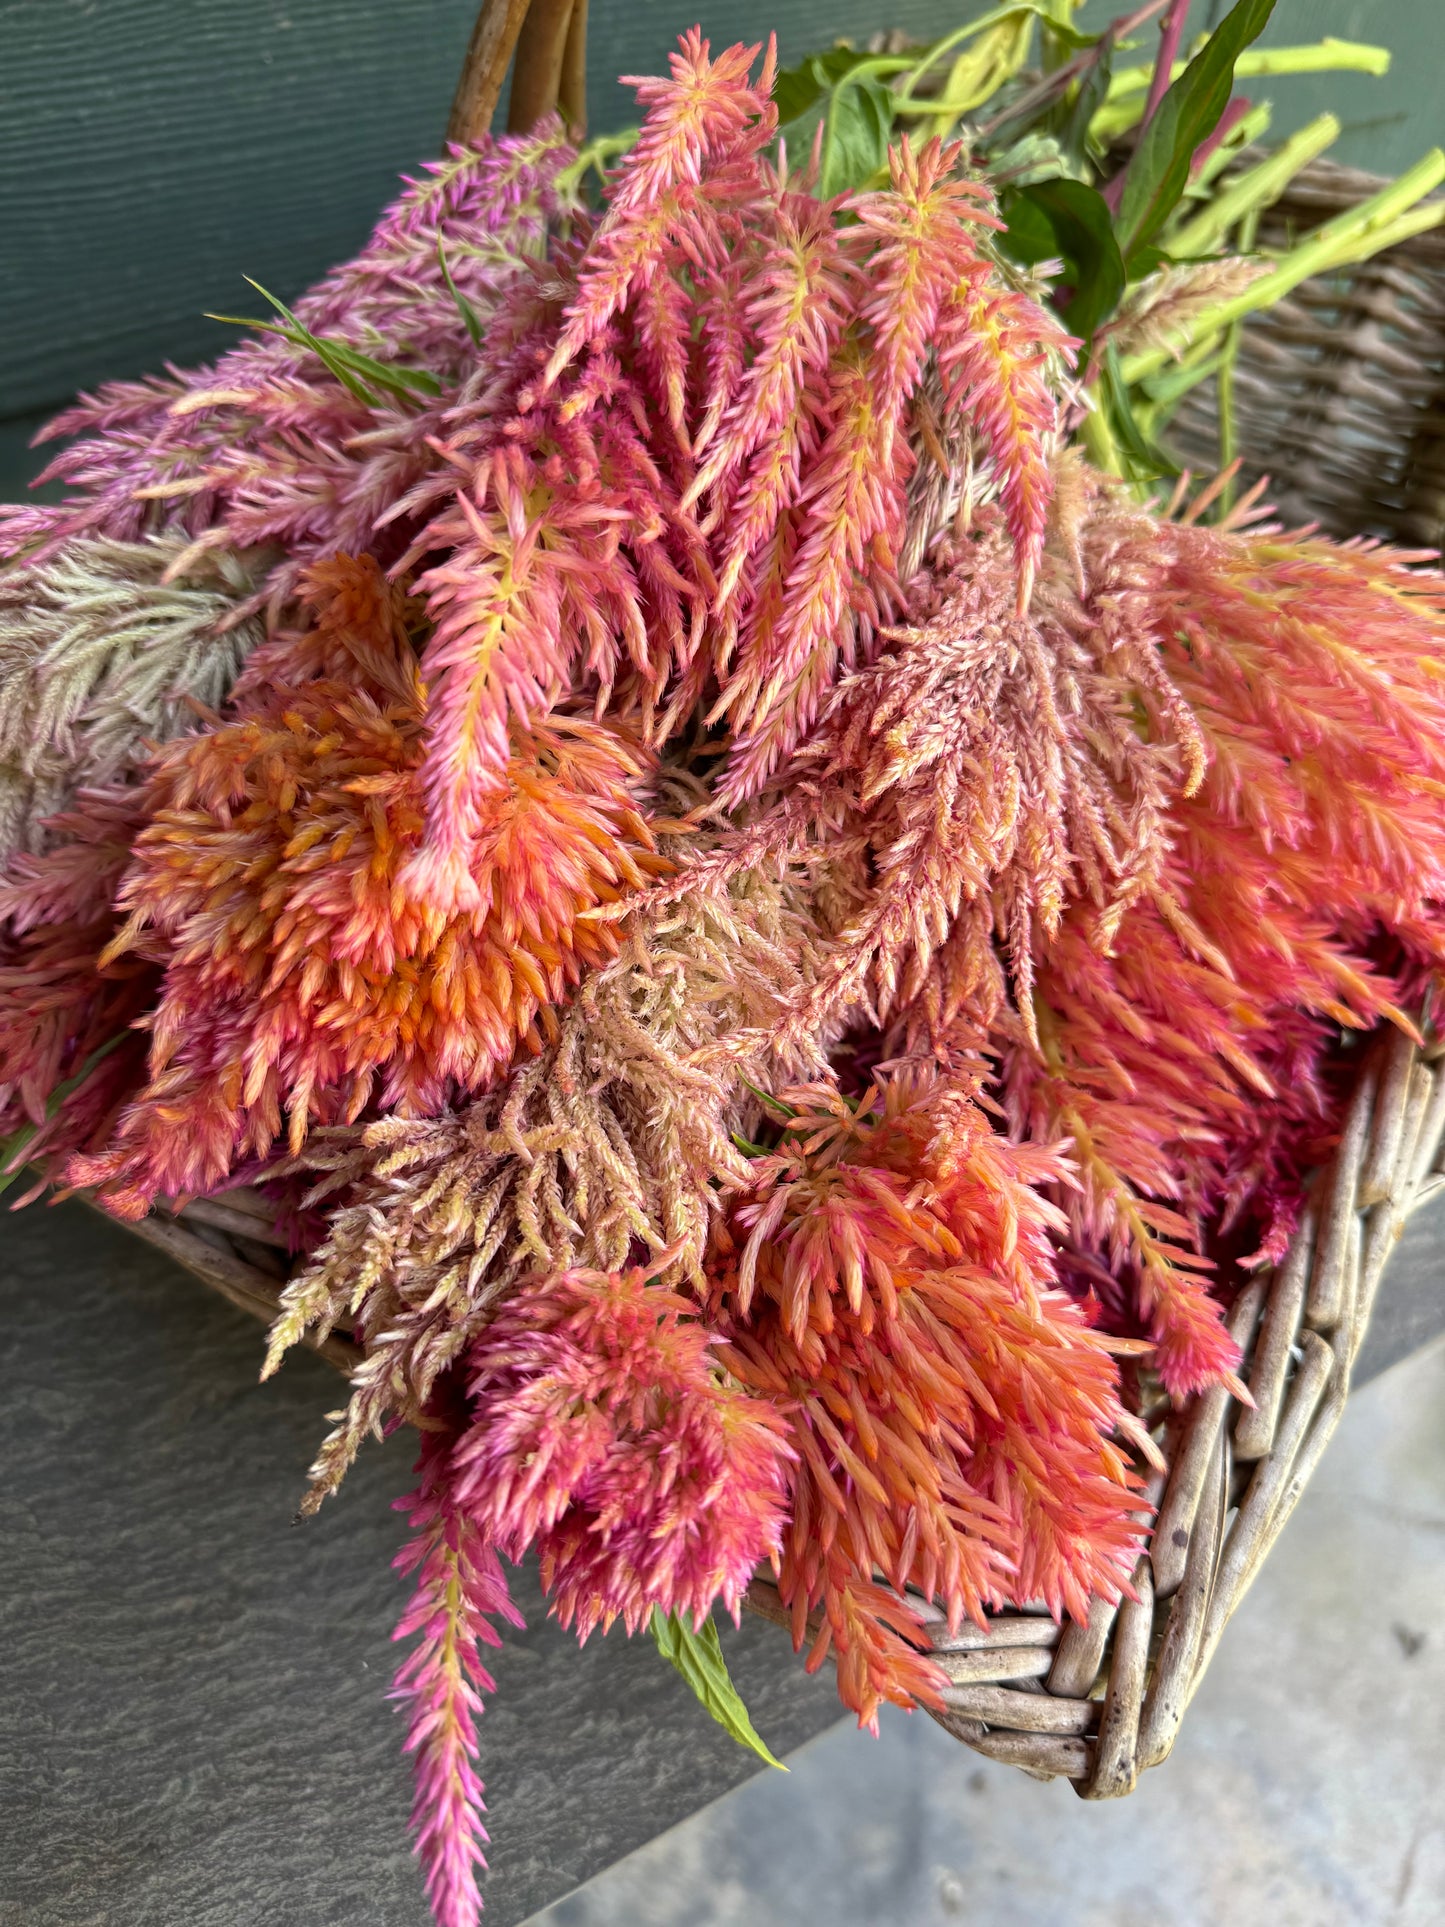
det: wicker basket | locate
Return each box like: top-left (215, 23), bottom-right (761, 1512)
top-left (77, 26), bottom-right (1445, 1802)
top-left (1170, 155), bottom-right (1445, 548)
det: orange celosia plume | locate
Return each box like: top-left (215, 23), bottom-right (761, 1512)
top-left (66, 555), bottom-right (666, 1215)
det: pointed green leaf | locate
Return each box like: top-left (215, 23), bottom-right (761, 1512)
top-left (320, 338), bottom-right (443, 399)
top-left (735, 1071), bottom-right (797, 1118)
top-left (1115, 0), bottom-right (1277, 270)
top-left (772, 53), bottom-right (828, 128)
top-left (211, 281), bottom-right (442, 405)
top-left (241, 279), bottom-right (381, 403)
top-left (1100, 341), bottom-right (1180, 482)
top-left (1050, 25), bottom-right (1115, 169)
top-left (649, 1609), bottom-right (787, 1770)
top-left (1003, 176), bottom-right (1126, 347)
top-left (437, 238), bottom-right (483, 349)
top-left (820, 72), bottom-right (894, 198)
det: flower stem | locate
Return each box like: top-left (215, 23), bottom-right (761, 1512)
top-left (447, 0), bottom-right (533, 145)
top-left (1121, 149), bottom-right (1445, 387)
top-left (1169, 113), bottom-right (1341, 260)
top-left (1217, 207), bottom-right (1259, 516)
top-left (508, 0), bottom-right (579, 134)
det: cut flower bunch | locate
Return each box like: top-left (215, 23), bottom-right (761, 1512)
top-left (4, 3), bottom-right (1445, 1921)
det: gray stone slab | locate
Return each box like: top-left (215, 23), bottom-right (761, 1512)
top-left (0, 1199), bottom-right (840, 1927)
top-left (3, 1186), bottom-right (1442, 1927)
top-left (1352, 1185), bottom-right (1445, 1384)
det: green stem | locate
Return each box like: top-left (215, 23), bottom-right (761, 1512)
top-left (1091, 36), bottom-right (1390, 141)
top-left (1106, 34), bottom-right (1391, 100)
top-left (1080, 402), bottom-right (1125, 476)
top-left (1168, 113), bottom-right (1340, 260)
top-left (895, 4), bottom-right (1044, 95)
top-left (1216, 205), bottom-right (1260, 516)
top-left (1185, 100), bottom-right (1273, 195)
top-left (1121, 149), bottom-right (1445, 387)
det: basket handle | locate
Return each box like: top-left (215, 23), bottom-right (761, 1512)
top-left (447, 0), bottom-right (589, 146)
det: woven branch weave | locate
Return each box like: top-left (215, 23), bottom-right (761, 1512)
top-left (1170, 156), bottom-right (1445, 548)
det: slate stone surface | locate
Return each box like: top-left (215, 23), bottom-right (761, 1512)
top-left (0, 1199), bottom-right (841, 1927)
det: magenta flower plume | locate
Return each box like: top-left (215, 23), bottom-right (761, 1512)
top-left (392, 1425), bottom-right (525, 1927)
top-left (392, 39), bottom-right (1064, 892)
top-left (451, 1261), bottom-right (793, 1639)
top-left (543, 30), bottom-right (779, 387)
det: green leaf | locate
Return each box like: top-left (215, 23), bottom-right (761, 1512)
top-left (773, 45), bottom-right (878, 150)
top-left (730, 1131), bottom-right (771, 1157)
top-left (1050, 25), bottom-right (1115, 169)
top-left (1126, 243), bottom-right (1173, 278)
top-left (1114, 0), bottom-right (1277, 270)
top-left (1040, 18), bottom-right (1099, 55)
top-left (1003, 177), bottom-right (1126, 347)
top-left (238, 279), bottom-right (381, 404)
top-left (209, 280), bottom-right (442, 406)
top-left (990, 130), bottom-right (1090, 189)
top-left (437, 238), bottom-right (483, 349)
top-left (1100, 340), bottom-right (1180, 482)
top-left (735, 1071), bottom-right (797, 1118)
top-left (772, 56), bottom-right (827, 129)
top-left (321, 338), bottom-right (443, 400)
top-left (819, 72), bottom-right (894, 197)
top-left (649, 1609), bottom-right (787, 1770)
top-left (1000, 189), bottom-right (1058, 265)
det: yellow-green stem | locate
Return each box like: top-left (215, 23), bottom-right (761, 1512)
top-left (1169, 114), bottom-right (1340, 260)
top-left (1121, 150), bottom-right (1445, 386)
top-left (1080, 402), bottom-right (1125, 476)
top-left (1217, 206), bottom-right (1260, 516)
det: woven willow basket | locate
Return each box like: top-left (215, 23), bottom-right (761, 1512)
top-left (81, 107), bottom-right (1445, 1797)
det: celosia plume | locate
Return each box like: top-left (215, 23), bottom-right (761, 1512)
top-left (266, 835), bottom-right (831, 1510)
top-left (0, 536), bottom-right (267, 864)
top-left (389, 42), bottom-right (1067, 899)
top-left (67, 554), bottom-right (664, 1217)
top-left (392, 1423), bottom-right (525, 1927)
top-left (706, 1071), bottom-right (1147, 1729)
top-left (452, 1260), bottom-right (792, 1637)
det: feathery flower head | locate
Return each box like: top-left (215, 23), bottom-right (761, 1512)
top-left (708, 1068), bottom-right (1146, 1728)
top-left (452, 1260), bottom-right (793, 1638)
top-left (392, 1424), bottom-right (525, 1927)
top-left (67, 554), bottom-right (664, 1217)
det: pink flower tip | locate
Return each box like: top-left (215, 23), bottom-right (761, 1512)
top-left (398, 841), bottom-right (484, 916)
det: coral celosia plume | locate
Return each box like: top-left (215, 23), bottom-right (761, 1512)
top-left (707, 1072), bottom-right (1149, 1727)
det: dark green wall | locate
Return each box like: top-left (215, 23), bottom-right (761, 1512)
top-left (3, 0), bottom-right (1440, 495)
